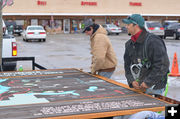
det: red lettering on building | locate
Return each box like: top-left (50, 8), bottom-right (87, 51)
top-left (129, 2), bottom-right (142, 6)
top-left (37, 0), bottom-right (47, 6)
top-left (81, 1), bottom-right (97, 6)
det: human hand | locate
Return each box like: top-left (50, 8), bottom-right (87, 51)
top-left (92, 71), bottom-right (97, 75)
top-left (90, 70), bottom-right (96, 75)
top-left (140, 82), bottom-right (149, 89)
top-left (132, 81), bottom-right (140, 89)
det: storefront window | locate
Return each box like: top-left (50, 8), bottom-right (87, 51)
top-left (41, 19), bottom-right (63, 34)
top-left (106, 18), bottom-right (110, 24)
top-left (72, 20), bottom-right (78, 33)
top-left (42, 20), bottom-right (49, 26)
top-left (54, 20), bottom-right (62, 33)
top-left (64, 19), bottom-right (70, 33)
top-left (54, 20), bottom-right (62, 28)
top-left (31, 19), bottom-right (38, 25)
top-left (41, 20), bottom-right (49, 29)
top-left (78, 20), bottom-right (82, 29)
top-left (15, 20), bottom-right (24, 26)
top-left (112, 19), bottom-right (120, 26)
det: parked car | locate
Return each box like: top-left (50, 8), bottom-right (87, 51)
top-left (121, 26), bottom-right (128, 33)
top-left (22, 25), bottom-right (47, 42)
top-left (163, 20), bottom-right (178, 29)
top-left (14, 25), bottom-right (23, 36)
top-left (5, 21), bottom-right (23, 36)
top-left (144, 21), bottom-right (164, 38)
top-left (164, 23), bottom-right (180, 40)
top-left (102, 24), bottom-right (122, 35)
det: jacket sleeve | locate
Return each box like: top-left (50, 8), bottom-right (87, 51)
top-left (143, 36), bottom-right (169, 88)
top-left (124, 42), bottom-right (135, 88)
top-left (91, 35), bottom-right (108, 74)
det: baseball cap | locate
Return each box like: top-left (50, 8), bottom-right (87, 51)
top-left (82, 18), bottom-right (94, 33)
top-left (122, 14), bottom-right (145, 28)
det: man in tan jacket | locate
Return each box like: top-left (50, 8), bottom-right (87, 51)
top-left (82, 19), bottom-right (117, 78)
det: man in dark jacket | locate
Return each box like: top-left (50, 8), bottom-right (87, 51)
top-left (122, 14), bottom-right (169, 95)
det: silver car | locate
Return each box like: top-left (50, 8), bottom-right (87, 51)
top-left (144, 21), bottom-right (164, 38)
top-left (102, 24), bottom-right (122, 35)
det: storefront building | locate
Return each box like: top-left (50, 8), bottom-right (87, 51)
top-left (2, 0), bottom-right (180, 33)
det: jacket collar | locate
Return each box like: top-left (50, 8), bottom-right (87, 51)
top-left (131, 30), bottom-right (142, 42)
top-left (131, 28), bottom-right (148, 44)
top-left (90, 25), bottom-right (106, 39)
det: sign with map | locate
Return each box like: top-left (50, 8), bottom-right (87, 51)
top-left (0, 69), bottom-right (170, 119)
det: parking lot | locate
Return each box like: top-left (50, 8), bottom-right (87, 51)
top-left (16, 33), bottom-right (180, 101)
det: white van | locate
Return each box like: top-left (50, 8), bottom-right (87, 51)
top-left (144, 21), bottom-right (164, 38)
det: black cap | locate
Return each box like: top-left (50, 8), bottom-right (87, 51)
top-left (82, 19), bottom-right (94, 33)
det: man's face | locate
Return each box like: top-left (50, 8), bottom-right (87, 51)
top-left (85, 27), bottom-right (93, 36)
top-left (126, 23), bottom-right (136, 36)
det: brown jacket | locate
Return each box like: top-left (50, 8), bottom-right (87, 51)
top-left (90, 25), bottom-right (117, 74)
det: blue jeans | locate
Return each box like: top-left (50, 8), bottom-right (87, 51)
top-left (145, 87), bottom-right (165, 95)
top-left (113, 111), bottom-right (165, 119)
top-left (98, 71), bottom-right (114, 79)
top-left (129, 111), bottom-right (165, 119)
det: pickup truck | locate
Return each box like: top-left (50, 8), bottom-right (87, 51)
top-left (1, 20), bottom-right (17, 71)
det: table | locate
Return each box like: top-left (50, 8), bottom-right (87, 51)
top-left (0, 68), bottom-right (171, 119)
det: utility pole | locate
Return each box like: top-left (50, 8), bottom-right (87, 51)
top-left (0, 0), bottom-right (13, 71)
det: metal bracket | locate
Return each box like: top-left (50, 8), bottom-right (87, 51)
top-left (2, 57), bottom-right (47, 70)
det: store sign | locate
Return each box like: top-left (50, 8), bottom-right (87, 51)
top-left (37, 0), bottom-right (47, 6)
top-left (129, 2), bottom-right (142, 6)
top-left (81, 1), bottom-right (97, 6)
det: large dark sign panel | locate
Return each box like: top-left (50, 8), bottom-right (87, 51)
top-left (0, 69), bottom-right (170, 119)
